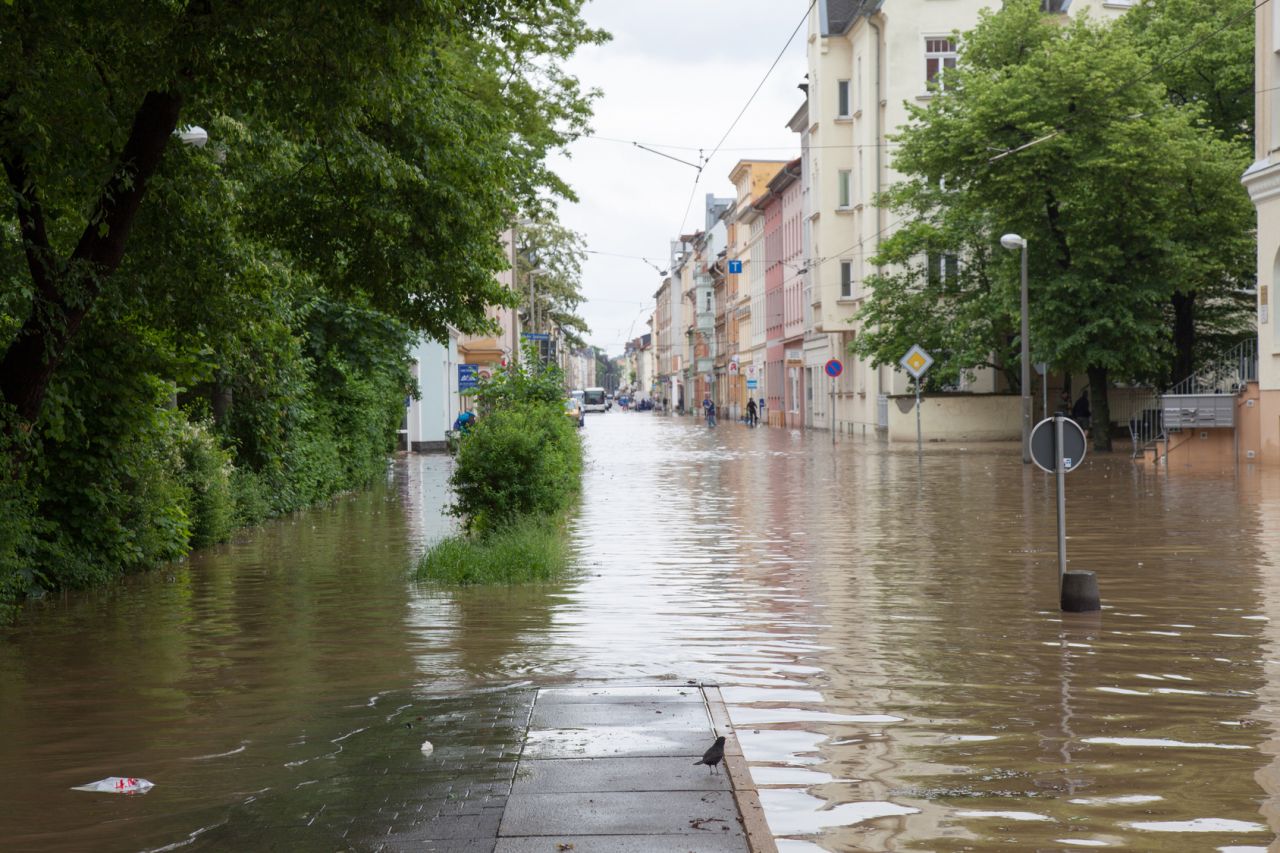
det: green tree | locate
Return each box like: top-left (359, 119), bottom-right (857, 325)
top-left (852, 0), bottom-right (1254, 450)
top-left (517, 223), bottom-right (591, 348)
top-left (0, 0), bottom-right (607, 434)
top-left (0, 1), bottom-right (608, 613)
top-left (1122, 0), bottom-right (1257, 383)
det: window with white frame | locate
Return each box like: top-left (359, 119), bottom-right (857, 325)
top-left (1040, 0), bottom-right (1071, 11)
top-left (837, 170), bottom-right (852, 208)
top-left (925, 38), bottom-right (957, 89)
top-left (837, 80), bottom-right (851, 117)
top-left (840, 260), bottom-right (854, 298)
top-left (927, 253), bottom-right (960, 290)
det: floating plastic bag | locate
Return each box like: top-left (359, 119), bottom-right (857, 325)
top-left (72, 776), bottom-right (154, 794)
top-left (420, 740), bottom-right (434, 756)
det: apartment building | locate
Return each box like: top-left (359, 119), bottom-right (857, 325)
top-left (756, 161), bottom-right (803, 427)
top-left (726, 160), bottom-right (788, 420)
top-left (806, 0), bottom-right (1133, 435)
top-left (1245, 0), bottom-right (1280, 464)
top-left (654, 272), bottom-right (681, 410)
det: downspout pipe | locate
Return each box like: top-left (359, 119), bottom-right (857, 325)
top-left (869, 14), bottom-right (885, 396)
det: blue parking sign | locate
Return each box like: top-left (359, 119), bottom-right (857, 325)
top-left (458, 364), bottom-right (480, 390)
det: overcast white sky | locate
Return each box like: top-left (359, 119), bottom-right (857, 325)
top-left (548, 1), bottom-right (809, 356)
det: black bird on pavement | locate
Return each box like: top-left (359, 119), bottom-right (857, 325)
top-left (694, 735), bottom-right (726, 773)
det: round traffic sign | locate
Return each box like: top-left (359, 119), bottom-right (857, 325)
top-left (824, 359), bottom-right (843, 378)
top-left (1029, 417), bottom-right (1087, 474)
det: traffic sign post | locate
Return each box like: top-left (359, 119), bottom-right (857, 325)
top-left (1029, 415), bottom-right (1099, 612)
top-left (824, 359), bottom-right (842, 444)
top-left (899, 345), bottom-right (933, 454)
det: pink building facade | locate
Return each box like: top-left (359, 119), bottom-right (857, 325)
top-left (779, 159), bottom-right (805, 429)
top-left (757, 159), bottom-right (802, 427)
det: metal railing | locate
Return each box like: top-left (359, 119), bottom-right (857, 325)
top-left (1109, 388), bottom-right (1164, 458)
top-left (1165, 338), bottom-right (1258, 396)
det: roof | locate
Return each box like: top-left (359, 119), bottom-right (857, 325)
top-left (820, 0), bottom-right (881, 37)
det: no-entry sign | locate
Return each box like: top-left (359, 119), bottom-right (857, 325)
top-left (1030, 416), bottom-right (1087, 474)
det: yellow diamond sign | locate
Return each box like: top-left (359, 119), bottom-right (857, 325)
top-left (899, 344), bottom-right (934, 379)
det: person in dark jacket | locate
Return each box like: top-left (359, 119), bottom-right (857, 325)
top-left (746, 397), bottom-right (758, 427)
top-left (1072, 390), bottom-right (1091, 431)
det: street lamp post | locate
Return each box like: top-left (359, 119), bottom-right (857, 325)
top-left (1001, 233), bottom-right (1031, 464)
top-left (526, 268), bottom-right (546, 364)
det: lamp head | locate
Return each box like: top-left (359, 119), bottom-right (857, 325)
top-left (1000, 233), bottom-right (1025, 250)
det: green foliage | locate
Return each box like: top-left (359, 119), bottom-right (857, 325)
top-left (1121, 0), bottom-right (1255, 150)
top-left (417, 514), bottom-right (569, 585)
top-left (0, 0), bottom-right (607, 615)
top-left (176, 421), bottom-right (235, 548)
top-left (470, 357), bottom-right (569, 415)
top-left (517, 223), bottom-right (591, 346)
top-left (0, 411), bottom-right (37, 620)
top-left (449, 401), bottom-right (582, 534)
top-left (853, 0), bottom-right (1255, 403)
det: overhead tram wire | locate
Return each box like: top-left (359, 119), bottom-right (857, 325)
top-left (584, 135), bottom-right (902, 153)
top-left (674, 0), bottom-right (817, 235)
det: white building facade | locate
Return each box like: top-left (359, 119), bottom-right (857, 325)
top-left (806, 0), bottom-right (1133, 435)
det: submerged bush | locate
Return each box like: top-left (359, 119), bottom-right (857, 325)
top-left (449, 400), bottom-right (582, 533)
top-left (417, 514), bottom-right (568, 585)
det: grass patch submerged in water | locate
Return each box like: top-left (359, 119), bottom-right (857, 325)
top-left (417, 515), bottom-right (570, 585)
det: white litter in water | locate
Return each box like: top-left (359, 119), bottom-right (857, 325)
top-left (420, 740), bottom-right (434, 756)
top-left (72, 776), bottom-right (154, 794)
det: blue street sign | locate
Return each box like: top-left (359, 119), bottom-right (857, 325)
top-left (746, 378), bottom-right (758, 389)
top-left (824, 358), bottom-right (844, 378)
top-left (458, 363), bottom-right (480, 390)
top-left (727, 259), bottom-right (743, 274)
top-left (521, 332), bottom-right (550, 341)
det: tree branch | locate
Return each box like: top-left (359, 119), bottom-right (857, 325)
top-left (1, 152), bottom-right (57, 302)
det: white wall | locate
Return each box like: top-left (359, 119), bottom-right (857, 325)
top-left (406, 333), bottom-right (459, 451)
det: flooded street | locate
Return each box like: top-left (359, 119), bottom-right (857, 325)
top-left (3, 411), bottom-right (1280, 851)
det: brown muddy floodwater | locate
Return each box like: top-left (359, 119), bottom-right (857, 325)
top-left (2, 411), bottom-right (1280, 852)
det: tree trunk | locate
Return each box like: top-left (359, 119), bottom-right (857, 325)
top-left (1170, 290), bottom-right (1196, 387)
top-left (0, 89), bottom-right (183, 430)
top-left (1087, 365), bottom-right (1111, 452)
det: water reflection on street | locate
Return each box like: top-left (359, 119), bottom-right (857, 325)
top-left (2, 412), bottom-right (1279, 851)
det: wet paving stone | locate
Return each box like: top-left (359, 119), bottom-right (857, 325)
top-left (498, 790), bottom-right (743, 837)
top-left (177, 687), bottom-right (537, 852)
top-left (510, 756), bottom-right (731, 793)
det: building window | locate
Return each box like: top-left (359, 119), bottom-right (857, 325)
top-left (837, 80), bottom-right (851, 117)
top-left (928, 253), bottom-right (960, 290)
top-left (1041, 0), bottom-right (1071, 11)
top-left (838, 170), bottom-right (852, 208)
top-left (840, 260), bottom-right (854, 298)
top-left (925, 38), bottom-right (957, 88)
